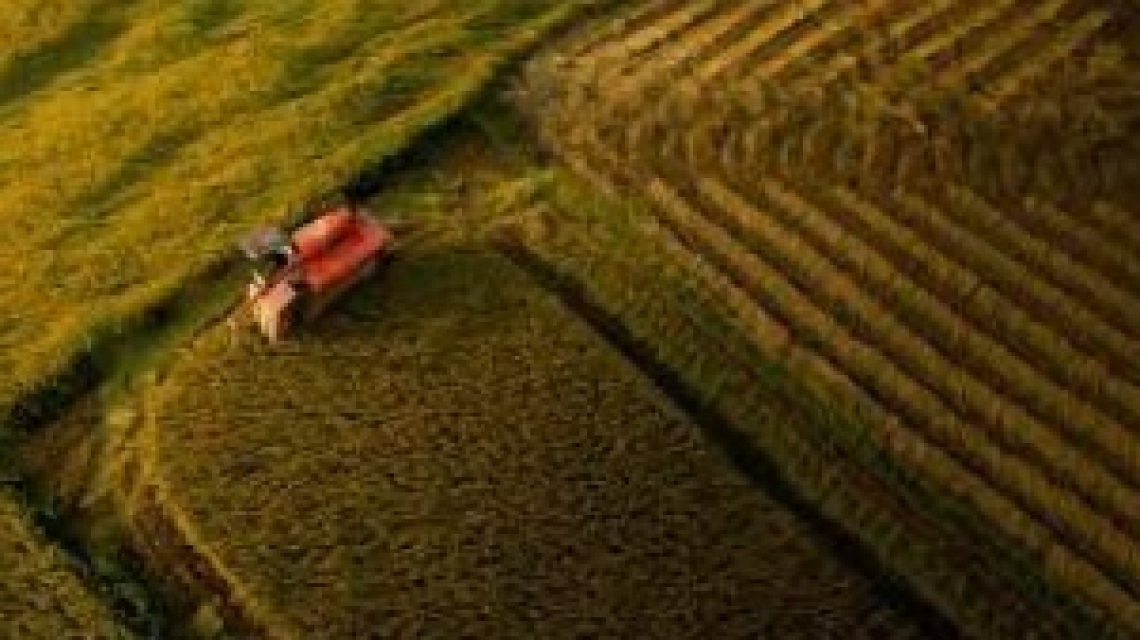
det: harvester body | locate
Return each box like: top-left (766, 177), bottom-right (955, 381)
top-left (243, 207), bottom-right (393, 341)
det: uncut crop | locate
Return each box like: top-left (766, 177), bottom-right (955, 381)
top-left (145, 245), bottom-right (926, 639)
top-left (0, 488), bottom-right (129, 639)
top-left (516, 0), bottom-right (1140, 637)
top-left (0, 0), bottom-right (609, 431)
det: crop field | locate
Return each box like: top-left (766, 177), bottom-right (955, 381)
top-left (0, 0), bottom-right (608, 433)
top-left (136, 181), bottom-right (932, 638)
top-left (515, 0), bottom-right (1140, 636)
top-left (493, 174), bottom-right (1100, 639)
top-left (3, 0), bottom-right (1140, 637)
top-left (0, 1), bottom-right (618, 636)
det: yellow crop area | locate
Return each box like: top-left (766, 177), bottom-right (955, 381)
top-left (0, 0), bottom-right (603, 429)
top-left (143, 236), bottom-right (925, 637)
top-left (3, 0), bottom-right (1140, 637)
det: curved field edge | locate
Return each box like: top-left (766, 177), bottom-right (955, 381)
top-left (0, 484), bottom-right (130, 639)
top-left (497, 173), bottom-right (1128, 640)
top-left (0, 0), bottom-right (622, 438)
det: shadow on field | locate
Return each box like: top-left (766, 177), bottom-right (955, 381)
top-left (498, 238), bottom-right (961, 639)
top-left (0, 1), bottom-right (133, 106)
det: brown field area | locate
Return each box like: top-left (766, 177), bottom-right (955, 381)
top-left (3, 0), bottom-right (1140, 638)
top-left (136, 236), bottom-right (932, 637)
top-left (514, 0), bottom-right (1140, 636)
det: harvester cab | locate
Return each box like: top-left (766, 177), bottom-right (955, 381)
top-left (237, 206), bottom-right (394, 342)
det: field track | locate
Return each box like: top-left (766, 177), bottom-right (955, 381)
top-left (519, 0), bottom-right (1140, 636)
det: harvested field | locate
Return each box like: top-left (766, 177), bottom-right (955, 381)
top-left (142, 235), bottom-right (931, 637)
top-left (517, 0), bottom-right (1140, 636)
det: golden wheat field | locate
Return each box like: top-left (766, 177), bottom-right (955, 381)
top-left (2, 0), bottom-right (1139, 638)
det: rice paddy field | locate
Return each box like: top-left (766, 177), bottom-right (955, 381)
top-left (139, 232), bottom-right (932, 638)
top-left (0, 0), bottom-right (604, 431)
top-left (2, 0), bottom-right (1140, 637)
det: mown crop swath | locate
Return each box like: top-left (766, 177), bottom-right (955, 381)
top-left (497, 164), bottom-right (1115, 640)
top-left (516, 0), bottom-right (1140, 636)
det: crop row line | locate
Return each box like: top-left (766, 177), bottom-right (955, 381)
top-left (495, 155), bottom-right (1126, 638)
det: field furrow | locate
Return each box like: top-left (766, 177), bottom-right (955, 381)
top-left (565, 0), bottom-right (675, 59)
top-left (798, 0), bottom-right (961, 90)
top-left (575, 0), bottom-right (720, 76)
top-left (820, 185), bottom-right (1140, 434)
top-left (986, 9), bottom-right (1112, 106)
top-left (686, 172), bottom-right (1140, 536)
top-left (1089, 200), bottom-right (1140, 257)
top-left (934, 0), bottom-right (1071, 89)
top-left (629, 178), bottom-right (1140, 638)
top-left (1020, 199), bottom-right (1140, 294)
top-left (760, 0), bottom-right (901, 87)
top-left (748, 0), bottom-right (895, 84)
top-left (898, 189), bottom-right (1140, 385)
top-left (637, 174), bottom-right (1140, 605)
top-left (612, 0), bottom-right (773, 96)
top-left (898, 0), bottom-right (1019, 70)
top-left (695, 0), bottom-right (826, 82)
top-left (833, 181), bottom-right (1140, 414)
top-left (945, 186), bottom-right (1140, 332)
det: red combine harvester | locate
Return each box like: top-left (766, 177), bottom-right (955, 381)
top-left (238, 205), bottom-right (395, 341)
